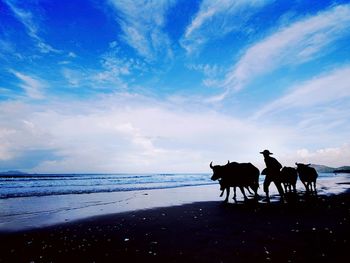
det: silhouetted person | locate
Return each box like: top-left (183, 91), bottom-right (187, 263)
top-left (260, 150), bottom-right (284, 203)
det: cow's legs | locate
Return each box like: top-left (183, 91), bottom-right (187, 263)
top-left (232, 187), bottom-right (237, 202)
top-left (309, 181), bottom-right (316, 195)
top-left (246, 187), bottom-right (253, 195)
top-left (224, 187), bottom-right (230, 202)
top-left (307, 182), bottom-right (312, 193)
top-left (251, 183), bottom-right (259, 199)
top-left (313, 181), bottom-right (317, 194)
top-left (239, 186), bottom-right (248, 201)
top-left (308, 182), bottom-right (313, 193)
top-left (302, 181), bottom-right (308, 193)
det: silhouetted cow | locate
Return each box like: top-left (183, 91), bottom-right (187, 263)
top-left (280, 166), bottom-right (298, 193)
top-left (210, 161), bottom-right (259, 202)
top-left (218, 178), bottom-right (254, 201)
top-left (295, 163), bottom-right (318, 194)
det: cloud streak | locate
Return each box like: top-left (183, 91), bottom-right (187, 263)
top-left (253, 66), bottom-right (350, 119)
top-left (222, 4), bottom-right (350, 93)
top-left (181, 0), bottom-right (273, 53)
top-left (4, 0), bottom-right (60, 54)
top-left (11, 71), bottom-right (46, 99)
top-left (108, 0), bottom-right (175, 61)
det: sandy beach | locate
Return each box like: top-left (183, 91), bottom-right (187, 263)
top-left (0, 192), bottom-right (349, 262)
top-left (1, 177), bottom-right (350, 262)
top-left (1, 175), bottom-right (349, 232)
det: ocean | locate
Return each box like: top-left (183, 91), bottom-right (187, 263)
top-left (0, 172), bottom-right (348, 231)
top-left (0, 172), bottom-right (343, 199)
top-left (0, 173), bottom-right (215, 199)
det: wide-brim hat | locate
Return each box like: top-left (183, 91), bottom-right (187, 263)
top-left (260, 149), bottom-right (273, 155)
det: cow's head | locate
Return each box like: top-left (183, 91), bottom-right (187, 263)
top-left (295, 162), bottom-right (311, 169)
top-left (210, 161), bottom-right (227, 180)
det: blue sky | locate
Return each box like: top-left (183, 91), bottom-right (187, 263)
top-left (1, 0), bottom-right (350, 173)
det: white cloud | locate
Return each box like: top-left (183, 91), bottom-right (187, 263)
top-left (254, 66), bottom-right (350, 118)
top-left (187, 63), bottom-right (224, 87)
top-left (108, 0), bottom-right (175, 61)
top-left (222, 4), bottom-right (350, 93)
top-left (58, 60), bottom-right (71, 65)
top-left (11, 71), bottom-right (45, 99)
top-left (187, 63), bottom-right (222, 78)
top-left (68, 52), bottom-right (77, 58)
top-left (0, 101), bottom-right (53, 161)
top-left (181, 0), bottom-right (273, 53)
top-left (0, 128), bottom-right (16, 160)
top-left (0, 39), bottom-right (23, 60)
top-left (0, 93), bottom-right (301, 173)
top-left (249, 66), bottom-right (350, 159)
top-left (0, 90), bottom-right (349, 172)
top-left (62, 68), bottom-right (82, 87)
top-left (294, 144), bottom-right (350, 168)
top-left (61, 49), bottom-right (138, 90)
top-left (109, 41), bottom-right (118, 49)
top-left (4, 0), bottom-right (60, 54)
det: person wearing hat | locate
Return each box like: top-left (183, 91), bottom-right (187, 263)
top-left (260, 149), bottom-right (284, 203)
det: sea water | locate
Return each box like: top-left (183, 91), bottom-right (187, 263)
top-left (0, 172), bottom-right (342, 199)
top-left (0, 173), bottom-right (214, 199)
top-left (0, 173), bottom-right (348, 231)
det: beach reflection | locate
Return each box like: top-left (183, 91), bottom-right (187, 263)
top-left (0, 175), bottom-right (349, 232)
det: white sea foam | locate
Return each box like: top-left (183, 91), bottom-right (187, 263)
top-left (0, 173), bottom-right (214, 198)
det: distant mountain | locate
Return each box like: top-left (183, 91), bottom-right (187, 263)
top-left (310, 164), bottom-right (350, 173)
top-left (0, 170), bottom-right (27, 175)
top-left (310, 164), bottom-right (335, 173)
top-left (333, 166), bottom-right (350, 173)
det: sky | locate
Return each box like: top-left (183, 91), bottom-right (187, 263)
top-left (0, 0), bottom-right (350, 173)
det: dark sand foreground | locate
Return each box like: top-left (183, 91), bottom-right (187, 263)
top-left (1, 192), bottom-right (349, 263)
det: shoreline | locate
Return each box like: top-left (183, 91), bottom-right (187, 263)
top-left (1, 175), bottom-right (349, 232)
top-left (0, 191), bottom-right (349, 262)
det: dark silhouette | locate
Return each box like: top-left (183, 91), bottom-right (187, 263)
top-left (218, 178), bottom-right (255, 201)
top-left (295, 162), bottom-right (318, 194)
top-left (260, 150), bottom-right (284, 202)
top-left (334, 169), bottom-right (350, 174)
top-left (210, 161), bottom-right (259, 202)
top-left (280, 166), bottom-right (298, 193)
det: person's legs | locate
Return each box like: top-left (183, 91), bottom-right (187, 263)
top-left (274, 180), bottom-right (285, 202)
top-left (263, 176), bottom-right (272, 202)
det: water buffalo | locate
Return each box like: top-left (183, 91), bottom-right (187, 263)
top-left (210, 161), bottom-right (259, 202)
top-left (280, 166), bottom-right (298, 193)
top-left (295, 163), bottom-right (318, 194)
top-left (218, 178), bottom-right (255, 202)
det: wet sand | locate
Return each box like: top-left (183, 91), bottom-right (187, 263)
top-left (1, 191), bottom-right (349, 263)
top-left (1, 175), bottom-right (349, 232)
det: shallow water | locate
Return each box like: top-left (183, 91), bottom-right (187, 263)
top-left (0, 173), bottom-right (349, 232)
top-left (0, 172), bottom-right (339, 199)
top-left (0, 173), bottom-right (214, 199)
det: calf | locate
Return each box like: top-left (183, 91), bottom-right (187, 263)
top-left (295, 163), bottom-right (318, 194)
top-left (280, 166), bottom-right (298, 193)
